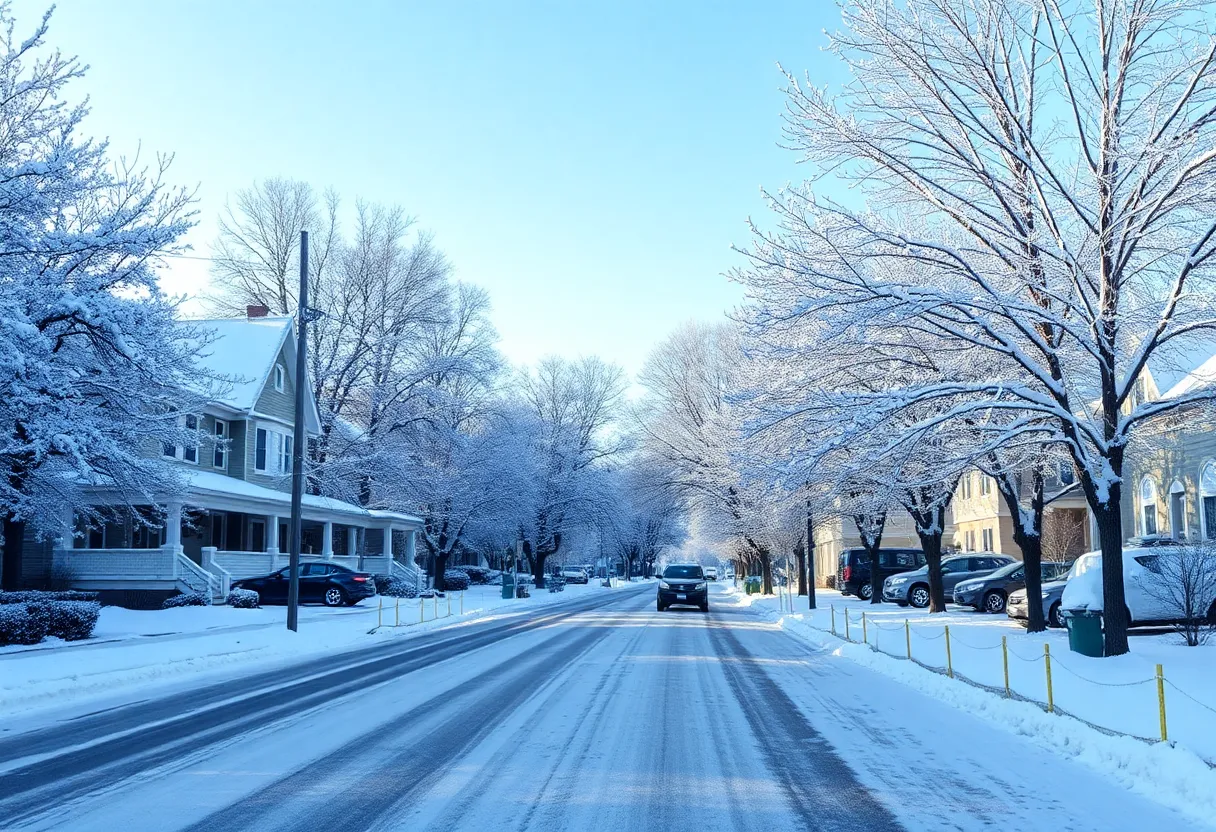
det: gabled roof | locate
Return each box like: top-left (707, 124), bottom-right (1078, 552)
top-left (183, 315), bottom-right (322, 433)
top-left (1145, 339), bottom-right (1216, 399)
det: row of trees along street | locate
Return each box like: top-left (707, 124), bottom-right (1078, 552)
top-left (726, 0), bottom-right (1216, 657)
top-left (0, 7), bottom-right (690, 594)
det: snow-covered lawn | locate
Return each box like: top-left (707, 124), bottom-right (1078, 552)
top-left (740, 588), bottom-right (1216, 761)
top-left (0, 581), bottom-right (620, 719)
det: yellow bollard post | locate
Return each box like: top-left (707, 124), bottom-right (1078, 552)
top-left (831, 605), bottom-right (837, 635)
top-left (1002, 636), bottom-right (1010, 698)
top-left (905, 620), bottom-right (912, 660)
top-left (862, 611), bottom-right (868, 646)
top-left (394, 597), bottom-right (399, 627)
top-left (844, 609), bottom-right (851, 641)
top-left (1156, 664), bottom-right (1168, 743)
top-left (447, 591), bottom-right (452, 618)
top-left (1044, 643), bottom-right (1054, 713)
top-left (419, 596), bottom-right (424, 623)
top-left (461, 590), bottom-right (465, 615)
top-left (944, 625), bottom-right (954, 679)
top-left (377, 595), bottom-right (382, 628)
top-left (434, 593), bottom-right (438, 618)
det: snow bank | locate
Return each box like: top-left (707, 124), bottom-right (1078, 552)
top-left (740, 592), bottom-right (1216, 830)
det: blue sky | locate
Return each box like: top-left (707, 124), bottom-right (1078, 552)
top-left (19, 1), bottom-right (844, 377)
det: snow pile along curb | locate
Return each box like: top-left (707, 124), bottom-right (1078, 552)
top-left (755, 603), bottom-right (1216, 831)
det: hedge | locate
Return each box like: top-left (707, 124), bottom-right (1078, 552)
top-left (162, 591), bottom-right (211, 609)
top-left (0, 590), bottom-right (99, 605)
top-left (0, 604), bottom-right (48, 646)
top-left (226, 588), bottom-right (260, 609)
top-left (373, 575), bottom-right (419, 598)
top-left (442, 570), bottom-right (471, 591)
top-left (0, 599), bottom-right (100, 646)
top-left (448, 565), bottom-right (494, 585)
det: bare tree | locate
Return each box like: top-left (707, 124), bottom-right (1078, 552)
top-left (1140, 544), bottom-right (1216, 646)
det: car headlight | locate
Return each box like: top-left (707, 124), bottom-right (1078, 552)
top-left (695, 582), bottom-right (707, 590)
top-left (1041, 592), bottom-right (1051, 599)
top-left (890, 577), bottom-right (908, 585)
top-left (659, 581), bottom-right (671, 589)
top-left (956, 581), bottom-right (976, 592)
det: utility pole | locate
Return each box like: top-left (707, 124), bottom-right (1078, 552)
top-left (806, 490), bottom-right (817, 610)
top-left (287, 231), bottom-right (309, 632)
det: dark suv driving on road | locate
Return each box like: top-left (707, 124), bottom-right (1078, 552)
top-left (836, 548), bottom-right (926, 600)
top-left (657, 564), bottom-right (708, 612)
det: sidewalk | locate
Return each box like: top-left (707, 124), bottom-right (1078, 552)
top-left (0, 582), bottom-right (617, 719)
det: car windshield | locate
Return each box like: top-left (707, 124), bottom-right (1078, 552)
top-left (664, 566), bottom-right (703, 579)
top-left (987, 561), bottom-right (1024, 579)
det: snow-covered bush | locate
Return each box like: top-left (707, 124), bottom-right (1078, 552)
top-left (162, 591), bottom-right (211, 609)
top-left (0, 590), bottom-right (99, 604)
top-left (28, 600), bottom-right (100, 641)
top-left (0, 605), bottom-right (48, 646)
top-left (442, 570), bottom-right (471, 591)
top-left (225, 588), bottom-right (260, 609)
top-left (450, 565), bottom-right (493, 585)
top-left (373, 575), bottom-right (419, 598)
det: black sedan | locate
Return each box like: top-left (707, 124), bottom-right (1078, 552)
top-left (233, 562), bottom-right (376, 607)
top-left (657, 564), bottom-right (709, 612)
top-left (953, 560), bottom-right (1074, 614)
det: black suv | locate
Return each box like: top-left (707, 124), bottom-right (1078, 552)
top-left (657, 564), bottom-right (709, 612)
top-left (837, 548), bottom-right (926, 600)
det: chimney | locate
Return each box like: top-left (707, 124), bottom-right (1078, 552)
top-left (246, 305), bottom-right (270, 319)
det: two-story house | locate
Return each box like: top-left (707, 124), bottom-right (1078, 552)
top-left (950, 467), bottom-right (1091, 560)
top-left (18, 309), bottom-right (423, 605)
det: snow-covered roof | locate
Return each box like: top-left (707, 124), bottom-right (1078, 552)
top-left (1146, 340), bottom-right (1216, 399)
top-left (1160, 351), bottom-right (1216, 400)
top-left (187, 316), bottom-right (294, 412)
top-left (185, 469), bottom-right (422, 525)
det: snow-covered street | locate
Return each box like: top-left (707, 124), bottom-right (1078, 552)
top-left (0, 583), bottom-right (1205, 832)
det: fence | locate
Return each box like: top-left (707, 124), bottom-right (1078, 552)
top-left (820, 604), bottom-right (1216, 759)
top-left (375, 591), bottom-right (464, 630)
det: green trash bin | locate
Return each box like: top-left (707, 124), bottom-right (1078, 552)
top-left (744, 576), bottom-right (762, 595)
top-left (501, 573), bottom-right (515, 600)
top-left (1065, 610), bottom-right (1104, 657)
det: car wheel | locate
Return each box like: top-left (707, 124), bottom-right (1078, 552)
top-left (983, 591), bottom-right (1007, 614)
top-left (1048, 602), bottom-right (1064, 629)
top-left (858, 583), bottom-right (873, 600)
top-left (700, 604), bottom-right (709, 613)
top-left (657, 602), bottom-right (666, 612)
top-left (323, 587), bottom-right (346, 607)
top-left (909, 585), bottom-right (930, 609)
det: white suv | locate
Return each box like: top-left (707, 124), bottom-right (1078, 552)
top-left (1061, 546), bottom-right (1216, 624)
top-left (705, 567), bottom-right (718, 581)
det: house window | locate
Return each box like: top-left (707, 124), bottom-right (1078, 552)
top-left (982, 528), bottom-right (994, 551)
top-left (182, 415), bottom-right (198, 463)
top-left (162, 440), bottom-right (177, 458)
top-left (979, 475), bottom-right (991, 496)
top-left (961, 475), bottom-right (972, 500)
top-left (1202, 462), bottom-right (1216, 540)
top-left (964, 530), bottom-right (976, 551)
top-left (212, 420), bottom-right (227, 469)
top-left (278, 433), bottom-right (294, 474)
top-left (1140, 477), bottom-right (1159, 536)
top-left (1059, 462), bottom-right (1075, 486)
top-left (255, 428), bottom-right (268, 471)
top-left (274, 364), bottom-right (285, 392)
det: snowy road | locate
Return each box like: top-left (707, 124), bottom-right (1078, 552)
top-left (0, 584), bottom-right (1204, 832)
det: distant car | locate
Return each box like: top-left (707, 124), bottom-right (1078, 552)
top-left (1061, 546), bottom-right (1216, 626)
top-left (560, 568), bottom-right (589, 584)
top-left (953, 559), bottom-right (1074, 613)
top-left (705, 567), bottom-right (718, 581)
top-left (883, 554), bottom-right (1016, 608)
top-left (1008, 578), bottom-right (1070, 629)
top-left (657, 564), bottom-right (708, 612)
top-left (232, 562), bottom-right (375, 607)
top-left (837, 548), bottom-right (926, 600)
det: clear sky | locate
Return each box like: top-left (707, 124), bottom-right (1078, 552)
top-left (17, 1), bottom-right (845, 378)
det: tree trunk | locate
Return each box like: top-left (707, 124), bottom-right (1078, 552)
top-left (794, 541), bottom-right (807, 596)
top-left (760, 550), bottom-right (773, 595)
top-left (919, 532), bottom-right (946, 613)
top-left (1, 514), bottom-right (25, 591)
top-left (998, 472), bottom-right (1048, 633)
top-left (867, 544), bottom-right (883, 604)
top-left (1094, 501), bottom-right (1130, 656)
top-left (433, 551), bottom-right (450, 592)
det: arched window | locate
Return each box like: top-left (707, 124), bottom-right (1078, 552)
top-left (1140, 477), bottom-right (1159, 536)
top-left (1200, 462), bottom-right (1216, 540)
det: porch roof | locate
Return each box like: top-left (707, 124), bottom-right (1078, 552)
top-left (181, 470), bottom-right (422, 528)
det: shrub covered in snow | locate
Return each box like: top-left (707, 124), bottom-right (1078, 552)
top-left (29, 600), bottom-right (100, 641)
top-left (162, 591), bottom-right (211, 609)
top-left (449, 565), bottom-right (494, 585)
top-left (226, 588), bottom-right (260, 609)
top-left (0, 590), bottom-right (99, 604)
top-left (0, 604), bottom-right (48, 646)
top-left (373, 575), bottom-right (419, 598)
top-left (442, 570), bottom-right (471, 591)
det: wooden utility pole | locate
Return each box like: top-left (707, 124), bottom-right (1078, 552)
top-left (806, 491), bottom-right (817, 610)
top-left (287, 231), bottom-right (309, 632)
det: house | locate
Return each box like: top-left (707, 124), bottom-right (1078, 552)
top-left (17, 308), bottom-right (423, 605)
top-left (950, 468), bottom-right (1091, 560)
top-left (811, 511), bottom-right (930, 585)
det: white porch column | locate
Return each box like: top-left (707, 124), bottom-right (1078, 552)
top-left (164, 501), bottom-right (183, 553)
top-left (266, 514), bottom-right (280, 556)
top-left (322, 521), bottom-right (334, 558)
top-left (404, 528), bottom-right (417, 566)
top-left (56, 507), bottom-right (74, 551)
top-left (345, 526), bottom-right (357, 559)
top-left (385, 526), bottom-right (397, 558)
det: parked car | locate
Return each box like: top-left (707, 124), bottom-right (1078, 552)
top-left (837, 548), bottom-right (926, 600)
top-left (232, 562), bottom-right (376, 607)
top-left (883, 554), bottom-right (1016, 608)
top-left (1061, 545), bottom-right (1216, 625)
top-left (560, 567), bottom-right (589, 584)
top-left (953, 559), bottom-right (1074, 613)
top-left (1008, 574), bottom-right (1072, 629)
top-left (657, 563), bottom-right (709, 612)
top-left (705, 567), bottom-right (718, 581)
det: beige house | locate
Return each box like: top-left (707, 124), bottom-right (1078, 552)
top-left (950, 469), bottom-right (1091, 561)
top-left (811, 511), bottom-right (929, 585)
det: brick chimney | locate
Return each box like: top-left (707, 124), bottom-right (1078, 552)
top-left (246, 304), bottom-right (270, 319)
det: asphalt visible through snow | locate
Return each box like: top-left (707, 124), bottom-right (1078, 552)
top-left (0, 584), bottom-right (1205, 832)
